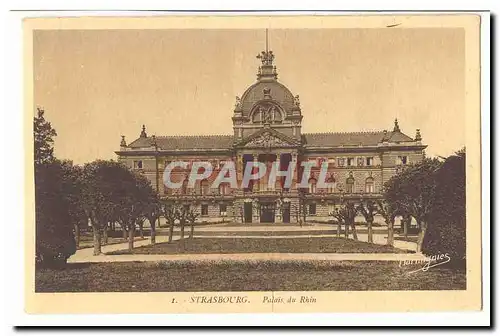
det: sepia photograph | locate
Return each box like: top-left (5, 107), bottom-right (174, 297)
top-left (23, 14), bottom-right (483, 314)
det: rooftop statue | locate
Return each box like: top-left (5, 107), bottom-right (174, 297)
top-left (256, 50), bottom-right (275, 66)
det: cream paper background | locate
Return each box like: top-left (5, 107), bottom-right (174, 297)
top-left (24, 14), bottom-right (481, 314)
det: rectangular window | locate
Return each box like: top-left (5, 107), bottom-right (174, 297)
top-left (133, 160), bottom-right (143, 169)
top-left (366, 157), bottom-right (373, 166)
top-left (365, 184), bottom-right (374, 193)
top-left (357, 157), bottom-right (364, 166)
top-left (337, 158), bottom-right (345, 167)
top-left (328, 203), bottom-right (335, 215)
top-left (347, 158), bottom-right (354, 166)
top-left (220, 204), bottom-right (227, 217)
top-left (308, 203), bottom-right (317, 215)
top-left (399, 156), bottom-right (408, 165)
top-left (201, 204), bottom-right (208, 216)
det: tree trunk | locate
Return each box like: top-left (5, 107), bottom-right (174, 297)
top-left (337, 221), bottom-right (341, 237)
top-left (416, 221), bottom-right (427, 253)
top-left (168, 220), bottom-right (174, 243)
top-left (128, 226), bottom-right (135, 252)
top-left (92, 224), bottom-right (101, 256)
top-left (367, 219), bottom-right (373, 243)
top-left (74, 223), bottom-right (80, 248)
top-left (150, 218), bottom-right (156, 245)
top-left (190, 222), bottom-right (195, 240)
top-left (403, 216), bottom-right (409, 238)
top-left (351, 221), bottom-right (358, 240)
top-left (344, 222), bottom-right (349, 238)
top-left (180, 220), bottom-right (186, 251)
top-left (387, 219), bottom-right (395, 246)
top-left (103, 223), bottom-right (109, 245)
top-left (122, 223), bottom-right (128, 240)
top-left (139, 223), bottom-right (144, 239)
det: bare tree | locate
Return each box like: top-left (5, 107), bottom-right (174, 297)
top-left (376, 200), bottom-right (398, 246)
top-left (163, 205), bottom-right (178, 243)
top-left (186, 208), bottom-right (200, 241)
top-left (357, 199), bottom-right (378, 243)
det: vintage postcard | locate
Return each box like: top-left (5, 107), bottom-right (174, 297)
top-left (24, 14), bottom-right (482, 315)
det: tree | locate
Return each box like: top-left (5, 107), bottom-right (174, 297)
top-left (178, 205), bottom-right (190, 251)
top-left (82, 160), bottom-right (134, 255)
top-left (34, 109), bottom-right (77, 267)
top-left (376, 199), bottom-right (398, 246)
top-left (34, 107), bottom-right (57, 165)
top-left (115, 171), bottom-right (156, 252)
top-left (59, 161), bottom-right (86, 248)
top-left (384, 158), bottom-right (442, 252)
top-left (186, 207), bottom-right (200, 242)
top-left (422, 149), bottom-right (466, 265)
top-left (163, 205), bottom-right (178, 243)
top-left (136, 217), bottom-right (146, 239)
top-left (357, 199), bottom-right (378, 243)
top-left (35, 161), bottom-right (77, 267)
top-left (330, 200), bottom-right (357, 240)
top-left (144, 198), bottom-right (162, 245)
top-left (329, 206), bottom-right (345, 238)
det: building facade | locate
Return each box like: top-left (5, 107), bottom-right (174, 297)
top-left (116, 48), bottom-right (426, 224)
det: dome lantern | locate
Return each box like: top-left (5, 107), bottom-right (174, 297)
top-left (256, 29), bottom-right (278, 81)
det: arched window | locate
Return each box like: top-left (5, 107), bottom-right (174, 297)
top-left (270, 108), bottom-right (282, 123)
top-left (346, 174), bottom-right (355, 193)
top-left (365, 177), bottom-right (374, 193)
top-left (252, 109), bottom-right (262, 123)
top-left (308, 178), bottom-right (317, 194)
top-left (251, 104), bottom-right (283, 124)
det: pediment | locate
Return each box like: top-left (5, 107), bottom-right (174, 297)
top-left (236, 127), bottom-right (299, 149)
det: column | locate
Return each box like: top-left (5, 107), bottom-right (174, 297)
top-left (275, 153), bottom-right (281, 191)
top-left (291, 152), bottom-right (298, 189)
top-left (253, 199), bottom-right (260, 223)
top-left (275, 199), bottom-right (282, 223)
top-left (253, 154), bottom-right (259, 192)
top-left (236, 154), bottom-right (243, 184)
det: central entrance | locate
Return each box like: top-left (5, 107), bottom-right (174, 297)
top-left (243, 202), bottom-right (253, 223)
top-left (260, 202), bottom-right (275, 223)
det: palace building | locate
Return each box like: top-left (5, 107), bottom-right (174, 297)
top-left (116, 46), bottom-right (426, 224)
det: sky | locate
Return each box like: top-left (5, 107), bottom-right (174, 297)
top-left (33, 28), bottom-right (465, 164)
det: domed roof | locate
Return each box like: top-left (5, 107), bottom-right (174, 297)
top-left (239, 80), bottom-right (296, 117)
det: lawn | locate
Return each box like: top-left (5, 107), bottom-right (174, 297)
top-left (35, 260), bottom-right (466, 292)
top-left (193, 230), bottom-right (339, 237)
top-left (394, 236), bottom-right (419, 243)
top-left (107, 237), bottom-right (410, 255)
top-left (77, 235), bottom-right (146, 249)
